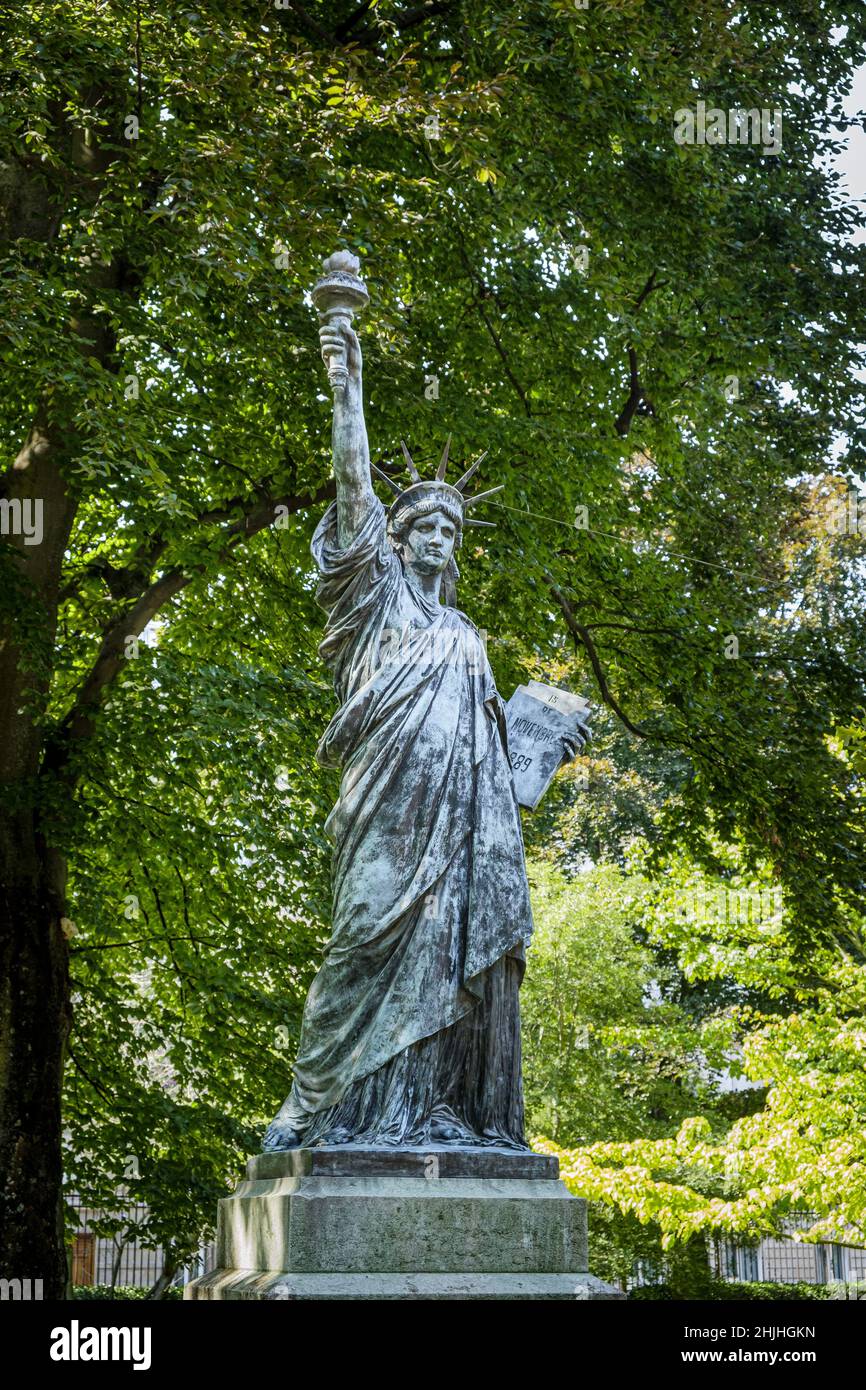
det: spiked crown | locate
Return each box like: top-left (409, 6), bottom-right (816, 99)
top-left (372, 436), bottom-right (502, 542)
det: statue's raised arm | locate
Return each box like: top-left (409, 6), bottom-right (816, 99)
top-left (312, 252), bottom-right (373, 549)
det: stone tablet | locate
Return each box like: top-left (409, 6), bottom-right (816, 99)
top-left (525, 681), bottom-right (591, 722)
top-left (505, 683), bottom-right (590, 809)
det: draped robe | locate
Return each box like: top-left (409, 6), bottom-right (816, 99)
top-left (264, 496), bottom-right (534, 1149)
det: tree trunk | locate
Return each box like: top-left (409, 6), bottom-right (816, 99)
top-left (147, 1257), bottom-right (180, 1301)
top-left (0, 392), bottom-right (78, 1301)
top-left (0, 810), bottom-right (72, 1299)
top-left (110, 1238), bottom-right (125, 1291)
top-left (0, 81), bottom-right (131, 1298)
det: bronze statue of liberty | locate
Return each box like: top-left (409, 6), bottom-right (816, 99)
top-left (263, 254), bottom-right (538, 1151)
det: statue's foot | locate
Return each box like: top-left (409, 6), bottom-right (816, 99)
top-left (261, 1120), bottom-right (302, 1152)
top-left (316, 1127), bottom-right (354, 1146)
top-left (429, 1120), bottom-right (464, 1143)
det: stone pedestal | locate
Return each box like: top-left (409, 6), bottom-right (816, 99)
top-left (185, 1147), bottom-right (624, 1301)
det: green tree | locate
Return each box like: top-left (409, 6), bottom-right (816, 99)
top-left (522, 858), bottom-right (764, 1286)
top-left (546, 765), bottom-right (866, 1257)
top-left (522, 860), bottom-right (732, 1145)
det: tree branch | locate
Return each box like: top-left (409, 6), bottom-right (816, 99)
top-left (633, 269), bottom-right (663, 313)
top-left (336, 0), bottom-right (376, 39)
top-left (582, 621), bottom-right (677, 637)
top-left (548, 581), bottom-right (651, 738)
top-left (452, 237), bottom-right (532, 415)
top-left (614, 345), bottom-right (653, 437)
top-left (613, 271), bottom-right (665, 436)
top-left (395, 2), bottom-right (451, 29)
top-left (70, 935), bottom-right (218, 954)
top-left (344, 0), bottom-right (451, 44)
top-left (67, 1046), bottom-right (113, 1103)
top-left (49, 481), bottom-right (335, 758)
top-left (57, 488), bottom-right (264, 605)
top-left (274, 2), bottom-right (334, 45)
top-left (475, 299), bottom-right (532, 416)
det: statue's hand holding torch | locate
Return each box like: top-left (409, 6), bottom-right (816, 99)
top-left (318, 319), bottom-right (362, 393)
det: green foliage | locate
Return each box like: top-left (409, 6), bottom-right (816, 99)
top-left (63, 639), bottom-right (335, 1258)
top-left (630, 1279), bottom-right (830, 1302)
top-left (538, 813), bottom-right (866, 1251)
top-left (524, 859), bottom-right (757, 1283)
top-left (71, 1284), bottom-right (182, 1301)
top-left (522, 861), bottom-right (738, 1146)
top-left (584, 1201), bottom-right (715, 1294)
top-left (545, 950), bottom-right (866, 1250)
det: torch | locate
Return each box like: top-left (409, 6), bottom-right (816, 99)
top-left (311, 251), bottom-right (370, 393)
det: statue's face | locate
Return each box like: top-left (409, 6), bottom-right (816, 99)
top-left (402, 509), bottom-right (458, 575)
